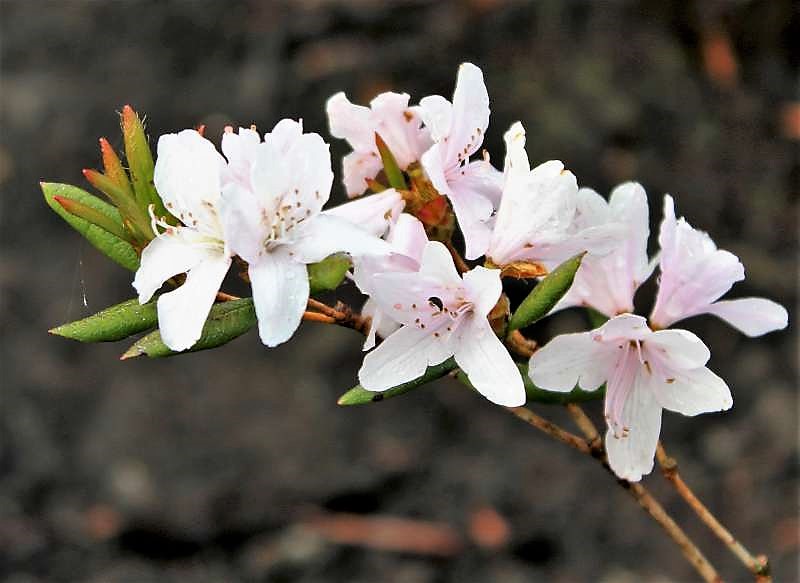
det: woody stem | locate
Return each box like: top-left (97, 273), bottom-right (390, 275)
top-left (655, 442), bottom-right (771, 581)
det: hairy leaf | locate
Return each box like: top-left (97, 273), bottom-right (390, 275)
top-left (50, 298), bottom-right (157, 342)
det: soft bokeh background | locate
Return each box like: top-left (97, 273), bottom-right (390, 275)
top-left (1, 1), bottom-right (797, 581)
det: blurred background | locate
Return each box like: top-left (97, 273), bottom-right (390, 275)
top-left (1, 1), bottom-right (797, 581)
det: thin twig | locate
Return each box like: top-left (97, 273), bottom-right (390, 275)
top-left (506, 329), bottom-right (538, 358)
top-left (216, 291), bottom-right (240, 302)
top-left (505, 406), bottom-right (591, 454)
top-left (558, 404), bottom-right (722, 583)
top-left (302, 311), bottom-right (337, 324)
top-left (656, 443), bottom-right (771, 581)
top-left (445, 240), bottom-right (470, 274)
top-left (308, 297), bottom-right (344, 319)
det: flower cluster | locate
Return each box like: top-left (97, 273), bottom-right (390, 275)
top-left (47, 64), bottom-right (788, 483)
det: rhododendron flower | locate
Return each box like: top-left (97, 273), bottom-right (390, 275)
top-left (650, 195), bottom-right (788, 336)
top-left (553, 182), bottom-right (655, 317)
top-left (220, 120), bottom-right (388, 347)
top-left (485, 123), bottom-right (620, 272)
top-left (327, 91), bottom-right (431, 197)
top-left (358, 241), bottom-right (525, 406)
top-left (323, 188), bottom-right (405, 238)
top-left (133, 129), bottom-right (232, 352)
top-left (419, 63), bottom-right (503, 259)
top-left (530, 314), bottom-right (732, 481)
top-left (352, 213), bottom-right (429, 349)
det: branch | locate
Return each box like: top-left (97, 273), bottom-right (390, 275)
top-left (505, 406), bottom-right (591, 454)
top-left (528, 403), bottom-right (722, 583)
top-left (656, 443), bottom-right (771, 581)
top-left (445, 240), bottom-right (470, 274)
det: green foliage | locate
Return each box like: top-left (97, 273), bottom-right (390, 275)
top-left (121, 298), bottom-right (256, 358)
top-left (308, 253), bottom-right (351, 295)
top-left (337, 358), bottom-right (456, 405)
top-left (41, 182), bottom-right (140, 271)
top-left (507, 253), bottom-right (584, 333)
top-left (50, 298), bottom-right (157, 342)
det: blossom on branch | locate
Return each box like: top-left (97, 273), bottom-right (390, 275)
top-left (419, 63), bottom-right (503, 259)
top-left (358, 241), bottom-right (525, 406)
top-left (133, 129), bottom-right (232, 352)
top-left (650, 195), bottom-right (788, 336)
top-left (327, 91), bottom-right (431, 197)
top-left (529, 314), bottom-right (733, 481)
top-left (552, 182), bottom-right (656, 317)
top-left (220, 120), bottom-right (389, 347)
top-left (485, 122), bottom-right (621, 275)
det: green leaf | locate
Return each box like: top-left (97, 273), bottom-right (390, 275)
top-left (121, 105), bottom-right (168, 219)
top-left (375, 133), bottom-right (407, 190)
top-left (456, 363), bottom-right (604, 405)
top-left (586, 307), bottom-right (609, 329)
top-left (50, 298), bottom-right (157, 342)
top-left (507, 253), bottom-right (584, 333)
top-left (308, 253), bottom-right (351, 295)
top-left (42, 182), bottom-right (140, 271)
top-left (54, 195), bottom-right (131, 241)
top-left (121, 298), bottom-right (256, 359)
top-left (337, 358), bottom-right (456, 405)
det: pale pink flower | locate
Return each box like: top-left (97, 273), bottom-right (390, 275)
top-left (327, 91), bottom-right (431, 197)
top-left (220, 120), bottom-right (388, 347)
top-left (553, 182), bottom-right (656, 317)
top-left (486, 123), bottom-right (621, 270)
top-left (352, 213), bottom-right (429, 349)
top-left (323, 188), bottom-right (405, 238)
top-left (419, 63), bottom-right (503, 259)
top-left (358, 241), bottom-right (525, 406)
top-left (529, 314), bottom-right (732, 481)
top-left (133, 129), bottom-right (232, 352)
top-left (650, 195), bottom-right (788, 336)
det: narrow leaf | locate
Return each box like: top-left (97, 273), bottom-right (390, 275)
top-left (507, 253), bottom-right (584, 333)
top-left (456, 363), bottom-right (604, 405)
top-left (50, 298), bottom-right (157, 342)
top-left (42, 182), bottom-right (140, 271)
top-left (308, 253), bottom-right (351, 295)
top-left (54, 195), bottom-right (131, 241)
top-left (375, 133), bottom-right (407, 190)
top-left (99, 137), bottom-right (134, 196)
top-left (586, 307), bottom-right (609, 329)
top-left (337, 358), bottom-right (456, 406)
top-left (121, 105), bottom-right (168, 218)
top-left (121, 298), bottom-right (256, 359)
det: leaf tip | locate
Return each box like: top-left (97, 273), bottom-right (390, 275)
top-left (119, 345), bottom-right (143, 360)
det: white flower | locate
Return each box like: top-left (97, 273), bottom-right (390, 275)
top-left (327, 91), bottom-right (431, 197)
top-left (352, 213), bottom-right (429, 349)
top-left (220, 119), bottom-right (388, 348)
top-left (553, 182), bottom-right (656, 317)
top-left (529, 314), bottom-right (733, 481)
top-left (358, 240), bottom-right (525, 406)
top-left (419, 63), bottom-right (503, 260)
top-left (485, 122), bottom-right (621, 272)
top-left (133, 129), bottom-right (232, 352)
top-left (650, 195), bottom-right (788, 336)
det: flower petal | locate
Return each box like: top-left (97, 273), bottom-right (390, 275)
top-left (646, 328), bottom-right (710, 370)
top-left (326, 92), bottom-right (375, 152)
top-left (361, 298), bottom-right (400, 351)
top-left (386, 213), bottom-right (428, 262)
top-left (703, 297), bottom-right (789, 337)
top-left (133, 229), bottom-right (214, 303)
top-left (604, 380), bottom-right (662, 482)
top-left (220, 183), bottom-right (264, 264)
top-left (455, 316), bottom-right (525, 406)
top-left (446, 62), bottom-right (490, 161)
top-left (652, 365), bottom-right (732, 416)
top-left (461, 266), bottom-right (502, 317)
top-left (358, 325), bottom-right (449, 391)
top-left (153, 130), bottom-right (226, 234)
top-left (341, 151), bottom-right (383, 197)
top-left (418, 95), bottom-right (453, 143)
top-left (323, 189), bottom-right (404, 238)
top-left (249, 248), bottom-right (310, 347)
top-left (529, 331), bottom-right (613, 392)
top-left (290, 214), bottom-right (389, 263)
top-left (156, 253), bottom-right (231, 352)
top-left (418, 241), bottom-right (462, 286)
top-left (221, 127), bottom-right (261, 189)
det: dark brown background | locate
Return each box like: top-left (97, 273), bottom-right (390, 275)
top-left (1, 1), bottom-right (797, 581)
